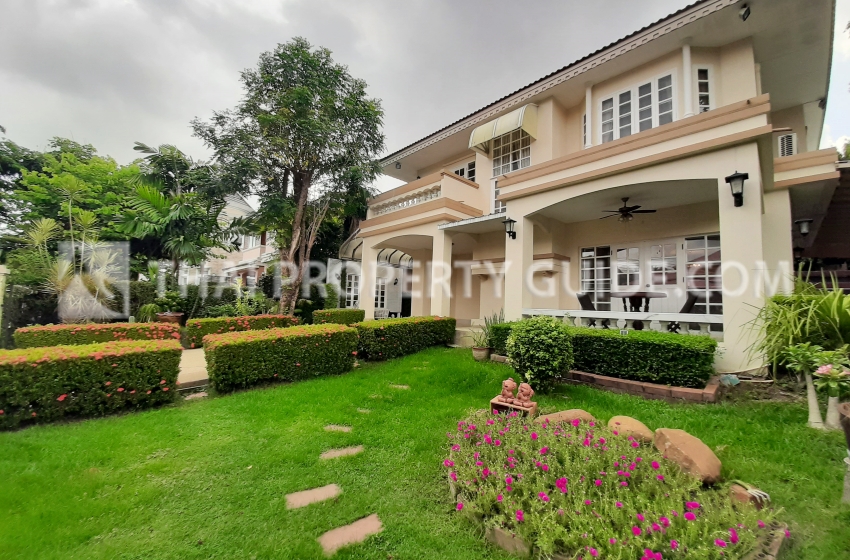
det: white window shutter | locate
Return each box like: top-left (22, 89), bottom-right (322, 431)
top-left (778, 133), bottom-right (797, 157)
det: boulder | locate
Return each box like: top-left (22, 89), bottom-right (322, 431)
top-left (608, 415), bottom-right (653, 442)
top-left (653, 428), bottom-right (722, 484)
top-left (535, 409), bottom-right (596, 425)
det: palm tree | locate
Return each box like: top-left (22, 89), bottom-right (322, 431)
top-left (119, 180), bottom-right (249, 282)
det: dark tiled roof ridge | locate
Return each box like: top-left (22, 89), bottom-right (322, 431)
top-left (381, 0), bottom-right (715, 163)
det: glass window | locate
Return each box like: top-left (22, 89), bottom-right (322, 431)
top-left (638, 83), bottom-right (653, 131)
top-left (618, 91), bottom-right (632, 139)
top-left (492, 129), bottom-right (531, 177)
top-left (686, 234), bottom-right (722, 316)
top-left (658, 75), bottom-right (673, 125)
top-left (453, 161), bottom-right (476, 183)
top-left (650, 243), bottom-right (677, 286)
top-left (345, 273), bottom-right (359, 308)
top-left (580, 246), bottom-right (611, 311)
top-left (616, 247), bottom-right (640, 288)
top-left (601, 98), bottom-right (615, 143)
top-left (374, 277), bottom-right (386, 309)
top-left (697, 68), bottom-right (710, 113)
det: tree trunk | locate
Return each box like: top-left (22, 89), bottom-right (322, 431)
top-left (806, 373), bottom-right (825, 429)
top-left (825, 396), bottom-right (841, 430)
top-left (280, 169), bottom-right (312, 312)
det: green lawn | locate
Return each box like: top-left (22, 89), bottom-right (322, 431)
top-left (1, 347), bottom-right (848, 559)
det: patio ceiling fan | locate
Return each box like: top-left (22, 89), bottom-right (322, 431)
top-left (600, 197), bottom-right (657, 222)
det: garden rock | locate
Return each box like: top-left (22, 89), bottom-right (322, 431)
top-left (653, 428), bottom-right (721, 484)
top-left (535, 409), bottom-right (595, 425)
top-left (608, 415), bottom-right (653, 442)
top-left (484, 527), bottom-right (531, 558)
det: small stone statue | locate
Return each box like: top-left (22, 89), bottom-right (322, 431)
top-left (515, 383), bottom-right (535, 409)
top-left (499, 378), bottom-right (518, 404)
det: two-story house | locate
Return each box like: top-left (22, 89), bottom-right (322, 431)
top-left (344, 0), bottom-right (839, 373)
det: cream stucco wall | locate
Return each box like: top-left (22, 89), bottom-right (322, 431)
top-left (771, 105), bottom-right (808, 157)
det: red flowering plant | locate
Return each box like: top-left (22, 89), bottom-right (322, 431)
top-left (13, 322), bottom-right (181, 349)
top-left (184, 314), bottom-right (299, 348)
top-left (0, 339), bottom-right (181, 429)
top-left (355, 316), bottom-right (456, 360)
top-left (446, 410), bottom-right (779, 559)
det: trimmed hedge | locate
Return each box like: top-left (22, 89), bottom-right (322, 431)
top-left (0, 339), bottom-right (182, 429)
top-left (355, 316), bottom-right (456, 360)
top-left (204, 324), bottom-right (358, 392)
top-left (490, 322), bottom-right (515, 355)
top-left (567, 326), bottom-right (717, 388)
top-left (14, 322), bottom-right (182, 348)
top-left (506, 316), bottom-right (573, 391)
top-left (184, 315), bottom-right (299, 348)
top-left (313, 309), bottom-right (366, 325)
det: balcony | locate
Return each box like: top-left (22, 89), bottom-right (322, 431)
top-left (361, 172), bottom-right (486, 231)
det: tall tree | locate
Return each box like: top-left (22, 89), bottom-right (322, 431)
top-left (193, 37), bottom-right (385, 311)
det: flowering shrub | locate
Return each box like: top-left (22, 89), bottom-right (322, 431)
top-left (446, 410), bottom-right (777, 558)
top-left (204, 324), bottom-right (358, 392)
top-left (13, 322), bottom-right (181, 349)
top-left (312, 309), bottom-right (366, 325)
top-left (184, 315), bottom-right (299, 348)
top-left (355, 316), bottom-right (456, 360)
top-left (569, 327), bottom-right (717, 388)
top-left (506, 316), bottom-right (573, 391)
top-left (0, 339), bottom-right (181, 429)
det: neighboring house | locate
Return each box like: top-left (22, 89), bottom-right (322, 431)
top-left (345, 0), bottom-right (840, 373)
top-left (178, 194), bottom-right (276, 287)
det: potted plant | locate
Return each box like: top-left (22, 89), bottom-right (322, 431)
top-left (154, 291), bottom-right (185, 324)
top-left (471, 329), bottom-right (491, 361)
top-left (814, 362), bottom-right (850, 431)
top-left (781, 343), bottom-right (826, 429)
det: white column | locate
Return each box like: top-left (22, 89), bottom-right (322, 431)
top-left (430, 230), bottom-right (453, 317)
top-left (682, 44), bottom-right (694, 118)
top-left (359, 243), bottom-right (378, 320)
top-left (504, 217), bottom-right (533, 320)
top-left (716, 143), bottom-right (765, 373)
top-left (762, 189), bottom-right (794, 295)
top-left (584, 84), bottom-right (593, 148)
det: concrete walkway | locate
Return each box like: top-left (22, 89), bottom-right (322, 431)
top-left (178, 348), bottom-right (208, 388)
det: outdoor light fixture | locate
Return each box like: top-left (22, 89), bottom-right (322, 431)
top-left (795, 218), bottom-right (814, 236)
top-left (725, 171), bottom-right (748, 207)
top-left (502, 217), bottom-right (517, 239)
top-left (395, 161), bottom-right (401, 169)
top-left (739, 4), bottom-right (750, 21)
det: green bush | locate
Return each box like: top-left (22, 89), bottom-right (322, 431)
top-left (324, 284), bottom-right (340, 309)
top-left (204, 324), bottom-right (358, 392)
top-left (0, 339), bottom-right (182, 429)
top-left (355, 316), bottom-right (456, 360)
top-left (490, 322), bottom-right (515, 355)
top-left (14, 322), bottom-right (182, 348)
top-left (568, 327), bottom-right (717, 388)
top-left (506, 316), bottom-right (573, 391)
top-left (313, 308), bottom-right (365, 325)
top-left (184, 314), bottom-right (299, 348)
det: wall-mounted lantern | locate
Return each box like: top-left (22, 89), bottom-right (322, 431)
top-left (795, 219), bottom-right (813, 236)
top-left (724, 171), bottom-right (748, 207)
top-left (395, 161), bottom-right (401, 169)
top-left (502, 218), bottom-right (517, 240)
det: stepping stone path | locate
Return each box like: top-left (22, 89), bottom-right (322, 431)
top-left (318, 514), bottom-right (383, 556)
top-left (389, 384), bottom-right (409, 390)
top-left (356, 408), bottom-right (371, 414)
top-left (320, 446), bottom-right (364, 460)
top-left (324, 425), bottom-right (352, 433)
top-left (185, 391), bottom-right (208, 400)
top-left (286, 484), bottom-right (342, 510)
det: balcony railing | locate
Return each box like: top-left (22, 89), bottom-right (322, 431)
top-left (523, 308), bottom-right (724, 340)
top-left (372, 183), bottom-right (441, 215)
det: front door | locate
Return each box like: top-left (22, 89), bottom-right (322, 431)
top-left (646, 239), bottom-right (683, 313)
top-left (613, 245), bottom-right (641, 311)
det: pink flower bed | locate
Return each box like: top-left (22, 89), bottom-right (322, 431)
top-left (446, 410), bottom-right (780, 558)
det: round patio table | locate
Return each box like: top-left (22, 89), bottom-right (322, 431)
top-left (610, 290), bottom-right (668, 312)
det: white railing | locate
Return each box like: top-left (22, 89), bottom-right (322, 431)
top-left (373, 185), bottom-right (441, 215)
top-left (523, 308), bottom-right (724, 340)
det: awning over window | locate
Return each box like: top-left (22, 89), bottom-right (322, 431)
top-left (468, 103), bottom-right (538, 155)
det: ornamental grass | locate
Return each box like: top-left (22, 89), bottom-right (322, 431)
top-left (446, 410), bottom-right (779, 559)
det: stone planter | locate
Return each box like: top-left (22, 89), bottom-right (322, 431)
top-left (743, 522), bottom-right (788, 560)
top-left (484, 527), bottom-right (530, 558)
top-left (472, 347), bottom-right (492, 361)
top-left (156, 312), bottom-right (184, 325)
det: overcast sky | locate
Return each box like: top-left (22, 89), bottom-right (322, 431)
top-left (2, 0), bottom-right (849, 195)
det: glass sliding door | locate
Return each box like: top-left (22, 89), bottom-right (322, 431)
top-left (580, 246), bottom-right (611, 311)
